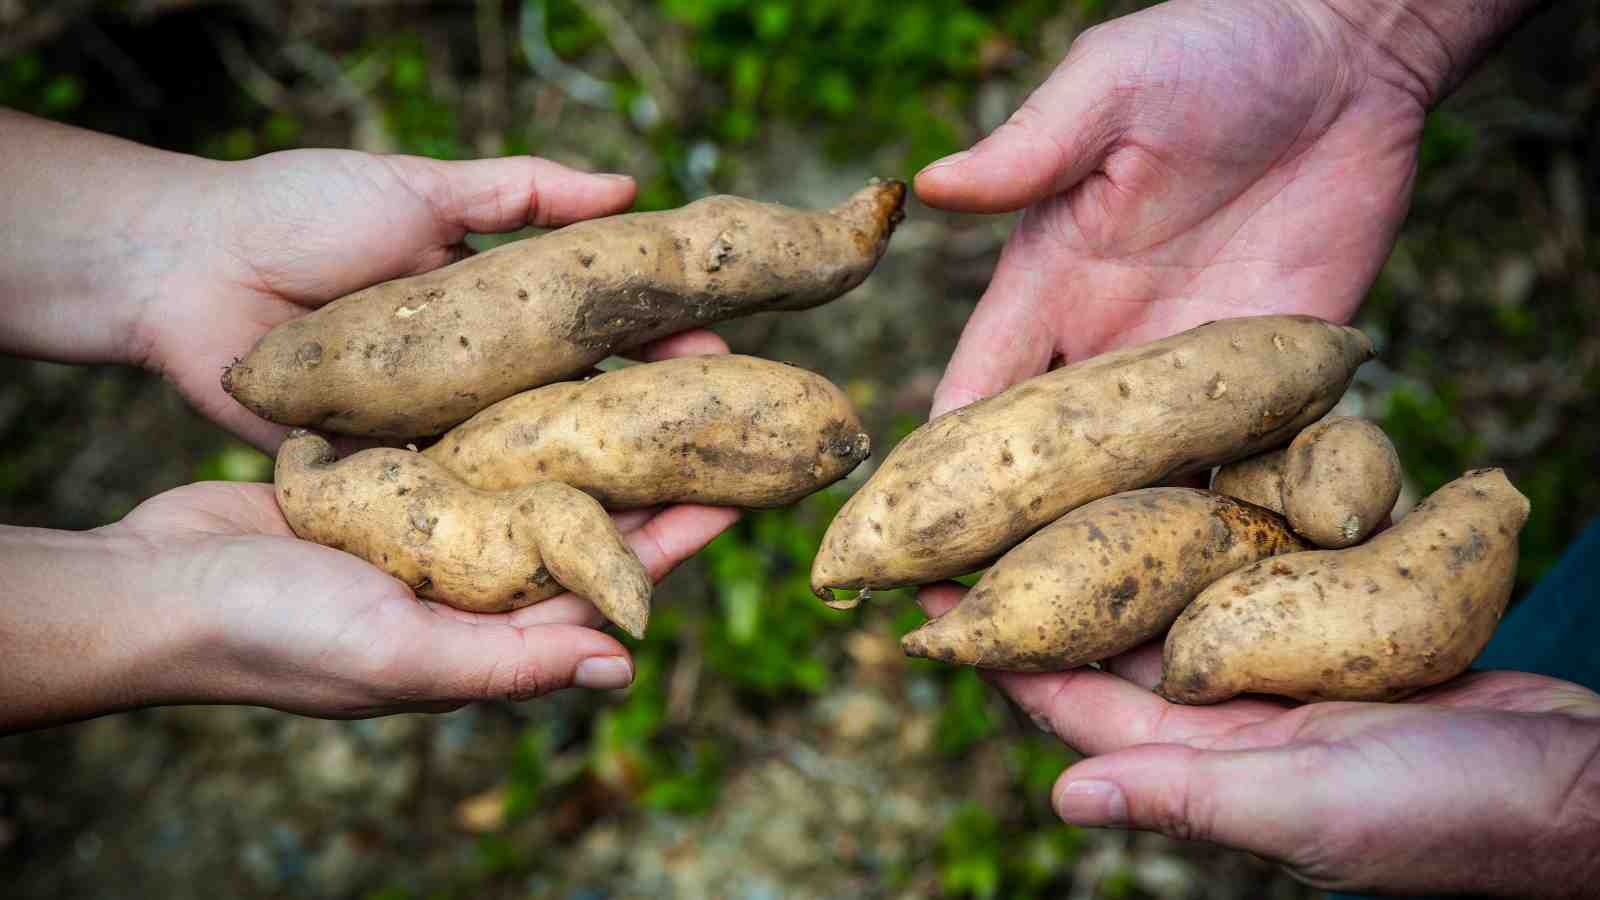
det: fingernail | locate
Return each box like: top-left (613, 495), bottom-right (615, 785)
top-left (918, 149), bottom-right (972, 175)
top-left (574, 656), bottom-right (633, 690)
top-left (1054, 779), bottom-right (1128, 826)
top-left (597, 173), bottom-right (635, 185)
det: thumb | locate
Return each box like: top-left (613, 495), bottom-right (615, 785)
top-left (915, 48), bottom-right (1125, 213)
top-left (1051, 743), bottom-right (1329, 859)
top-left (928, 239), bottom-right (1057, 418)
top-left (384, 154), bottom-right (638, 234)
top-left (401, 621), bottom-right (636, 702)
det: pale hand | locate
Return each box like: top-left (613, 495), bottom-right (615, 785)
top-left (0, 115), bottom-right (745, 730)
top-left (92, 481), bottom-right (737, 720)
top-left (911, 0), bottom-right (1599, 892)
top-left (919, 587), bottom-right (1600, 895)
top-left (915, 0), bottom-right (1425, 418)
top-left (123, 147), bottom-right (729, 449)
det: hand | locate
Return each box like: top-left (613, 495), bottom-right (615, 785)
top-left (914, 0), bottom-right (1428, 417)
top-left (0, 480), bottom-right (738, 733)
top-left (123, 147), bottom-right (729, 450)
top-left (918, 586), bottom-right (1600, 896)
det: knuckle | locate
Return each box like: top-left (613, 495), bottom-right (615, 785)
top-left (505, 660), bottom-right (546, 702)
top-left (1147, 751), bottom-right (1217, 843)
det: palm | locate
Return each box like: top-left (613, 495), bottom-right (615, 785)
top-left (919, 0), bottom-right (1425, 412)
top-left (968, 617), bottom-right (1600, 891)
top-left (112, 481), bottom-right (734, 717)
top-left (135, 149), bottom-right (648, 450)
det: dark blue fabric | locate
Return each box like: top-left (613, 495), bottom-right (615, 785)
top-left (1331, 517), bottom-right (1600, 899)
top-left (1475, 516), bottom-right (1600, 689)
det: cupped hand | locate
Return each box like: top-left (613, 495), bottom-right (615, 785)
top-left (104, 480), bottom-right (738, 718)
top-left (916, 0), bottom-right (1426, 417)
top-left (129, 147), bottom-right (728, 450)
top-left (918, 585), bottom-right (1600, 895)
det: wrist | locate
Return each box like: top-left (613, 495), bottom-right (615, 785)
top-left (1307, 0), bottom-right (1548, 106)
top-left (0, 525), bottom-right (206, 732)
top-left (0, 109), bottom-right (219, 370)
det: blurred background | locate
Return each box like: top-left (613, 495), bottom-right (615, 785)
top-left (1, 1), bottom-right (1596, 897)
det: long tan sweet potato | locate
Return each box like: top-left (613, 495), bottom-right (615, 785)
top-left (424, 355), bottom-right (869, 509)
top-left (225, 181), bottom-right (906, 438)
top-left (1160, 469), bottom-right (1529, 704)
top-left (812, 316), bottom-right (1374, 600)
top-left (902, 488), bottom-right (1309, 671)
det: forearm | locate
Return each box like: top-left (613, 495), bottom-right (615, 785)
top-left (0, 525), bottom-right (196, 732)
top-left (1312, 0), bottom-right (1551, 106)
top-left (0, 108), bottom-right (214, 366)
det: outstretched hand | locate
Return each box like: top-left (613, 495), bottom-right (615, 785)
top-left (919, 585), bottom-right (1600, 895)
top-left (97, 480), bottom-right (737, 719)
top-left (915, 0), bottom-right (1425, 418)
top-left (127, 147), bottom-right (727, 450)
top-left (0, 117), bottom-right (750, 730)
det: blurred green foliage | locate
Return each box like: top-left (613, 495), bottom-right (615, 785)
top-left (534, 0), bottom-right (1095, 207)
top-left (652, 0), bottom-right (993, 166)
top-left (193, 444), bottom-right (273, 483)
top-left (937, 801), bottom-right (1086, 899)
top-left (0, 52), bottom-right (85, 117)
top-left (700, 489), bottom-right (859, 696)
top-left (370, 35), bottom-right (469, 160)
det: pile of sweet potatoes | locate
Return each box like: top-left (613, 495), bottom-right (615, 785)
top-left (236, 180), bottom-right (1529, 705)
top-left (817, 316), bottom-right (1529, 703)
top-left (236, 182), bottom-right (907, 637)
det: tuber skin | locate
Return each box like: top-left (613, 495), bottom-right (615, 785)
top-left (425, 355), bottom-right (870, 509)
top-left (1210, 449), bottom-right (1288, 513)
top-left (811, 315), bottom-right (1375, 601)
top-left (274, 430), bottom-right (652, 638)
top-left (902, 488), bottom-right (1310, 671)
top-left (1213, 416), bottom-right (1402, 548)
top-left (224, 181), bottom-right (907, 438)
top-left (1281, 416), bottom-right (1402, 547)
top-left (1158, 468), bottom-right (1530, 705)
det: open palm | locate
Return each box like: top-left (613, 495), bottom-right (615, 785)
top-left (129, 147), bottom-right (726, 449)
top-left (919, 586), bottom-right (1600, 894)
top-left (109, 480), bottom-right (735, 716)
top-left (917, 0), bottom-right (1425, 416)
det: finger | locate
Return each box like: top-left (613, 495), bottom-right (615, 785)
top-left (385, 154), bottom-right (637, 233)
top-left (393, 618), bottom-right (636, 701)
top-left (622, 504), bottom-right (742, 581)
top-left (1050, 742), bottom-right (1332, 862)
top-left (473, 504), bottom-right (737, 627)
top-left (915, 45), bottom-right (1125, 213)
top-left (1101, 639), bottom-right (1165, 690)
top-left (422, 594), bottom-right (605, 630)
top-left (930, 236), bottom-right (1059, 417)
top-left (916, 582), bottom-right (968, 618)
top-left (985, 665), bottom-right (1280, 755)
top-left (610, 508), bottom-right (660, 534)
top-left (623, 328), bottom-right (731, 362)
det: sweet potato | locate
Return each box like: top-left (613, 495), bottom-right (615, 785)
top-left (225, 181), bottom-right (907, 438)
top-left (1213, 416), bottom-right (1401, 548)
top-left (424, 355), bottom-right (870, 509)
top-left (1158, 468), bottom-right (1529, 704)
top-left (901, 489), bottom-right (1309, 671)
top-left (1282, 417), bottom-right (1402, 547)
top-left (1209, 449), bottom-right (1287, 513)
top-left (811, 316), bottom-right (1374, 601)
top-left (274, 430), bottom-right (652, 637)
